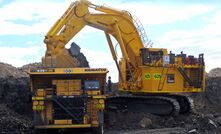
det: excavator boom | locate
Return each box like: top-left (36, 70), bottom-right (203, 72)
top-left (42, 0), bottom-right (144, 83)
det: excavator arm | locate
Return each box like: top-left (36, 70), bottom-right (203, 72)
top-left (42, 0), bottom-right (145, 83)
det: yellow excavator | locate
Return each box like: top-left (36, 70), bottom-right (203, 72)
top-left (29, 0), bottom-right (205, 133)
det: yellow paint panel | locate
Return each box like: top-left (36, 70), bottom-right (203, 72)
top-left (54, 120), bottom-right (72, 125)
top-left (35, 124), bottom-right (91, 129)
top-left (32, 97), bottom-right (44, 101)
top-left (69, 91), bottom-right (81, 96)
top-left (33, 106), bottom-right (45, 111)
top-left (39, 101), bottom-right (44, 105)
top-left (29, 68), bottom-right (108, 75)
top-left (57, 92), bottom-right (69, 96)
top-left (95, 104), bottom-right (105, 109)
top-left (37, 89), bottom-right (45, 97)
top-left (138, 66), bottom-right (204, 93)
top-left (87, 90), bottom-right (100, 95)
top-left (33, 101), bottom-right (38, 106)
top-left (92, 95), bottom-right (106, 99)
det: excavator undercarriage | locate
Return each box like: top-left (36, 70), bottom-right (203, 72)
top-left (106, 94), bottom-right (193, 116)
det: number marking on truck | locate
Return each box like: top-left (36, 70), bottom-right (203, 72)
top-left (64, 69), bottom-right (73, 73)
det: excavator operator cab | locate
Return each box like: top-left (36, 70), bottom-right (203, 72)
top-left (140, 48), bottom-right (167, 65)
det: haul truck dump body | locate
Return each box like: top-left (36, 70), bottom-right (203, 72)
top-left (29, 68), bottom-right (107, 132)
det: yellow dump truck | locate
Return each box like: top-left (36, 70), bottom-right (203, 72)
top-left (29, 68), bottom-right (107, 133)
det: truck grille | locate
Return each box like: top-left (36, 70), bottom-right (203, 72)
top-left (52, 96), bottom-right (87, 124)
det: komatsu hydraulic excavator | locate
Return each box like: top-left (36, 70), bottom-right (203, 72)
top-left (29, 0), bottom-right (205, 133)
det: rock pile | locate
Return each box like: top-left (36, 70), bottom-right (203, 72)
top-left (69, 42), bottom-right (89, 67)
top-left (207, 68), bottom-right (221, 78)
top-left (191, 69), bottom-right (221, 113)
top-left (0, 104), bottom-right (32, 134)
top-left (0, 63), bottom-right (27, 78)
top-left (0, 63), bottom-right (31, 115)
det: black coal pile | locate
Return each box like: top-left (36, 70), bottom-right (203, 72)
top-left (0, 62), bottom-right (33, 133)
top-left (19, 62), bottom-right (42, 73)
top-left (0, 76), bottom-right (31, 115)
top-left (204, 68), bottom-right (221, 111)
top-left (105, 112), bottom-right (160, 130)
top-left (192, 68), bottom-right (221, 113)
top-left (0, 63), bottom-right (31, 115)
top-left (69, 42), bottom-right (89, 67)
top-left (203, 77), bottom-right (221, 112)
top-left (0, 63), bottom-right (27, 78)
top-left (207, 68), bottom-right (221, 78)
top-left (0, 104), bottom-right (32, 134)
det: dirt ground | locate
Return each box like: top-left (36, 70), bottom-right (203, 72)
top-left (105, 127), bottom-right (186, 134)
top-left (104, 109), bottom-right (221, 134)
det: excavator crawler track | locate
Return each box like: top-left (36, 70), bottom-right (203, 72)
top-left (168, 95), bottom-right (194, 114)
top-left (106, 95), bottom-right (180, 116)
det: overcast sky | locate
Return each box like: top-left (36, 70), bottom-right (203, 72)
top-left (0, 0), bottom-right (221, 82)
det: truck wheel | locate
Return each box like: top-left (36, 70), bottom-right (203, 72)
top-left (92, 125), bottom-right (104, 134)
